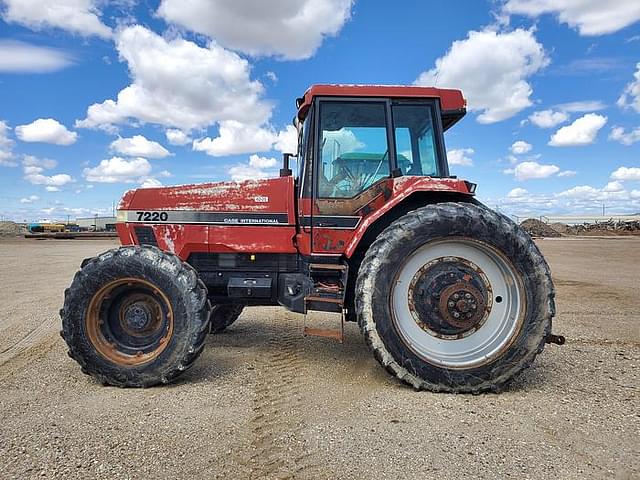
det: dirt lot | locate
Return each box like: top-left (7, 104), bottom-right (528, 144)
top-left (0, 237), bottom-right (638, 479)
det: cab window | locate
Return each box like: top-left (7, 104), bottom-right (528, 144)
top-left (392, 103), bottom-right (440, 177)
top-left (318, 102), bottom-right (390, 198)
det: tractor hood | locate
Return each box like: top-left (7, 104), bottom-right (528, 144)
top-left (117, 176), bottom-right (295, 226)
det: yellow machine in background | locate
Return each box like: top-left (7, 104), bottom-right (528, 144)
top-left (27, 223), bottom-right (66, 233)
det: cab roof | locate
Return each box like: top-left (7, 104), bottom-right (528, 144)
top-left (297, 84), bottom-right (467, 131)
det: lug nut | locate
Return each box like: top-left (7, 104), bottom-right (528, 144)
top-left (453, 293), bottom-right (459, 300)
top-left (465, 293), bottom-right (471, 299)
top-left (448, 301), bottom-right (455, 307)
top-left (453, 312), bottom-right (460, 318)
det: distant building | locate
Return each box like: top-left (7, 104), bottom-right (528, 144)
top-left (76, 216), bottom-right (117, 231)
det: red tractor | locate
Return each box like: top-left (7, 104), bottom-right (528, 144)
top-left (61, 85), bottom-right (562, 392)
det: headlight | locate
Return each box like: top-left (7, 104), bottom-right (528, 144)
top-left (116, 210), bottom-right (127, 223)
top-left (464, 181), bottom-right (477, 194)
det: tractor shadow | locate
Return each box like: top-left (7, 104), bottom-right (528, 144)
top-left (194, 309), bottom-right (555, 394)
top-left (206, 313), bottom-right (388, 387)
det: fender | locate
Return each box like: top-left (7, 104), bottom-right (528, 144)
top-left (343, 176), bottom-right (474, 258)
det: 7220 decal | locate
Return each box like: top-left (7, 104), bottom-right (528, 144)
top-left (136, 211), bottom-right (169, 222)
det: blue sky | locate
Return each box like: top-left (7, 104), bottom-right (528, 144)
top-left (0, 0), bottom-right (639, 222)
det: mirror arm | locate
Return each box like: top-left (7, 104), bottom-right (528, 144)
top-left (280, 153), bottom-right (294, 177)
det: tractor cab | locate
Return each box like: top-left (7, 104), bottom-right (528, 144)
top-left (293, 84), bottom-right (467, 186)
top-left (287, 84), bottom-right (472, 256)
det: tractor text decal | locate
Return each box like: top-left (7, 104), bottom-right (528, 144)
top-left (126, 211), bottom-right (289, 225)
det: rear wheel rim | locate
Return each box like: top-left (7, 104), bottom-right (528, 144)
top-left (85, 278), bottom-right (174, 366)
top-left (390, 239), bottom-right (525, 369)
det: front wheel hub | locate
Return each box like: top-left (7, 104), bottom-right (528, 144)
top-left (123, 303), bottom-right (152, 331)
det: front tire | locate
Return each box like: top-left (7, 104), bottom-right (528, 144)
top-left (60, 245), bottom-right (211, 387)
top-left (355, 202), bottom-right (555, 393)
top-left (209, 305), bottom-right (244, 333)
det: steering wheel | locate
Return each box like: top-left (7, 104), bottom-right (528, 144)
top-left (359, 150), bottom-right (388, 190)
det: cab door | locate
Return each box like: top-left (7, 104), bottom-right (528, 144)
top-left (311, 99), bottom-right (395, 254)
top-left (295, 102), bottom-right (314, 257)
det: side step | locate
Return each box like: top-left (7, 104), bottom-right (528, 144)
top-left (309, 263), bottom-right (347, 271)
top-left (304, 295), bottom-right (343, 304)
top-left (303, 326), bottom-right (343, 342)
top-left (303, 261), bottom-right (348, 343)
top-left (303, 307), bottom-right (345, 343)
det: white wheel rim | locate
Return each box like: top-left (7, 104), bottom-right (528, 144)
top-left (390, 239), bottom-right (525, 369)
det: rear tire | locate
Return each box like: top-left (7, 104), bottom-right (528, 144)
top-left (60, 245), bottom-right (211, 387)
top-left (355, 202), bottom-right (555, 393)
top-left (209, 305), bottom-right (244, 333)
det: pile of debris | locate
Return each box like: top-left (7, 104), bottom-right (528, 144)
top-left (0, 221), bottom-right (22, 237)
top-left (520, 219), bottom-right (561, 238)
top-left (559, 219), bottom-right (640, 236)
top-left (550, 222), bottom-right (570, 235)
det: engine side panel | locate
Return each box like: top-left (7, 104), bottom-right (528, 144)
top-left (117, 176), bottom-right (297, 260)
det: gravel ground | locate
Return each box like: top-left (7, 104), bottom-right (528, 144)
top-left (0, 237), bottom-right (638, 479)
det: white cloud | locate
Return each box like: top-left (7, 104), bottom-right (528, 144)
top-left (45, 186), bottom-right (60, 192)
top-left (415, 28), bottom-right (548, 123)
top-left (603, 181), bottom-right (625, 192)
top-left (193, 121), bottom-right (277, 157)
top-left (529, 109), bottom-right (569, 128)
top-left (557, 185), bottom-right (600, 198)
top-left (0, 40), bottom-right (74, 73)
top-left (20, 195), bottom-right (40, 204)
top-left (157, 0), bottom-right (354, 60)
top-left (504, 161), bottom-right (560, 180)
top-left (1, 0), bottom-right (111, 38)
top-left (227, 164), bottom-right (270, 182)
top-left (548, 113), bottom-right (607, 147)
top-left (510, 140), bottom-right (532, 154)
top-left (165, 129), bottom-right (192, 146)
top-left (23, 156), bottom-right (57, 170)
top-left (557, 170), bottom-right (577, 177)
top-left (274, 125), bottom-right (298, 154)
top-left (76, 26), bottom-right (271, 132)
top-left (555, 100), bottom-right (607, 112)
top-left (609, 126), bottom-right (640, 146)
top-left (0, 120), bottom-right (17, 167)
top-left (139, 178), bottom-right (163, 188)
top-left (617, 63), bottom-right (640, 113)
top-left (15, 118), bottom-right (77, 145)
top-left (193, 122), bottom-right (298, 157)
top-left (110, 135), bottom-right (171, 158)
top-left (227, 154), bottom-right (279, 181)
top-left (503, 0), bottom-right (640, 36)
top-left (248, 154), bottom-right (277, 169)
top-left (22, 156), bottom-right (74, 187)
top-left (610, 167), bottom-right (640, 182)
top-left (495, 182), bottom-right (640, 215)
top-left (83, 157), bottom-right (152, 183)
top-left (554, 184), bottom-right (633, 204)
top-left (26, 172), bottom-right (73, 187)
top-left (265, 71), bottom-right (278, 83)
top-left (448, 148), bottom-right (474, 166)
top-left (507, 187), bottom-right (528, 198)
